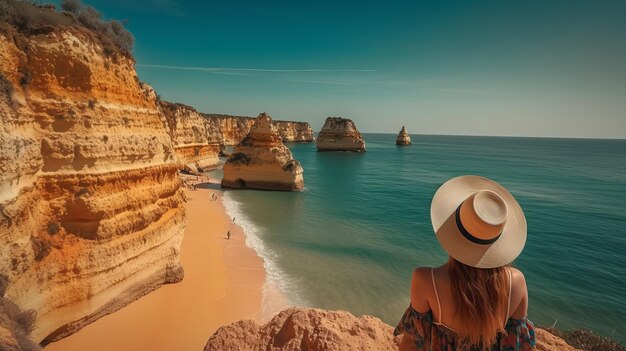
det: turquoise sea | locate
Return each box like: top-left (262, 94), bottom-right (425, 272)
top-left (215, 134), bottom-right (626, 341)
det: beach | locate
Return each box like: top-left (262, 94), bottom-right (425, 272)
top-left (46, 178), bottom-right (270, 351)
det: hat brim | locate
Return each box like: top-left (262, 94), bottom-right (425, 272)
top-left (431, 175), bottom-right (527, 268)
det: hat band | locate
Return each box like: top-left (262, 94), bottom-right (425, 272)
top-left (455, 205), bottom-right (502, 245)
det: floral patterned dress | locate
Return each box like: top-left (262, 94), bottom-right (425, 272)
top-left (394, 305), bottom-right (536, 351)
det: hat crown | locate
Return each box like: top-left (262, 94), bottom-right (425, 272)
top-left (472, 190), bottom-right (508, 226)
top-left (459, 190), bottom-right (507, 241)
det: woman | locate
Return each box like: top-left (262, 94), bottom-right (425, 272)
top-left (396, 176), bottom-right (536, 351)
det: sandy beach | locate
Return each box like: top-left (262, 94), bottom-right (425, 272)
top-left (46, 178), bottom-right (269, 351)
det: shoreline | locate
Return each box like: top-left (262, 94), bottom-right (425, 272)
top-left (45, 176), bottom-right (287, 351)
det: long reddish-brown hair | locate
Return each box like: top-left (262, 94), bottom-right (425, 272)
top-left (447, 257), bottom-right (510, 348)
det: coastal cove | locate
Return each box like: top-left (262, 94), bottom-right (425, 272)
top-left (220, 133), bottom-right (626, 342)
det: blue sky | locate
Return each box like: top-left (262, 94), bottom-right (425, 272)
top-left (54, 0), bottom-right (626, 138)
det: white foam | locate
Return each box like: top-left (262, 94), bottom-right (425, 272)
top-left (222, 192), bottom-right (309, 316)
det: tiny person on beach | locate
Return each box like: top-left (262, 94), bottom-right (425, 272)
top-left (227, 230), bottom-right (230, 240)
top-left (396, 176), bottom-right (536, 351)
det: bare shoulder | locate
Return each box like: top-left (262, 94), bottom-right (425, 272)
top-left (412, 266), bottom-right (432, 280)
top-left (507, 267), bottom-right (528, 289)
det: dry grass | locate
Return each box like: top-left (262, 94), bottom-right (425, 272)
top-left (0, 0), bottom-right (134, 56)
top-left (543, 327), bottom-right (625, 351)
top-left (0, 297), bottom-right (41, 351)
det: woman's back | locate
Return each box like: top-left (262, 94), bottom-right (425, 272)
top-left (422, 264), bottom-right (529, 331)
top-left (396, 176), bottom-right (536, 350)
top-left (396, 263), bottom-right (535, 351)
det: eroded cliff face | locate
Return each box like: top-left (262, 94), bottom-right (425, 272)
top-left (272, 120), bottom-right (315, 143)
top-left (396, 126), bottom-right (411, 145)
top-left (221, 113), bottom-right (304, 191)
top-left (161, 102), bottom-right (221, 172)
top-left (204, 114), bottom-right (314, 145)
top-left (0, 26), bottom-right (185, 344)
top-left (205, 308), bottom-right (583, 351)
top-left (316, 117), bottom-right (366, 152)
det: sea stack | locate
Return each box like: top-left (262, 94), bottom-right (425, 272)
top-left (396, 126), bottom-right (411, 145)
top-left (221, 113), bottom-right (304, 191)
top-left (316, 117), bottom-right (366, 152)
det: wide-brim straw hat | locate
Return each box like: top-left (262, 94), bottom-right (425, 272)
top-left (431, 175), bottom-right (527, 268)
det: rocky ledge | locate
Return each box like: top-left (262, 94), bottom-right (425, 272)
top-left (221, 113), bottom-right (304, 191)
top-left (396, 126), bottom-right (411, 145)
top-left (316, 117), bottom-right (366, 152)
top-left (205, 307), bottom-right (583, 351)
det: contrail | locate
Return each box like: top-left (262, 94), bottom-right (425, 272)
top-left (136, 64), bottom-right (375, 72)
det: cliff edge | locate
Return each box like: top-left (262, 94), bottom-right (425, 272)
top-left (0, 2), bottom-right (185, 344)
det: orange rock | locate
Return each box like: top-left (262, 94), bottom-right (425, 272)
top-left (0, 25), bottom-right (185, 344)
top-left (221, 113), bottom-right (304, 191)
top-left (204, 307), bottom-right (401, 351)
top-left (161, 102), bottom-right (221, 172)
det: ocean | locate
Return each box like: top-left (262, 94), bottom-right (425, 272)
top-left (213, 134), bottom-right (626, 341)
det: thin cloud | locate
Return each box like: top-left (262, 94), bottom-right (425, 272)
top-left (286, 79), bottom-right (356, 86)
top-left (136, 64), bottom-right (376, 73)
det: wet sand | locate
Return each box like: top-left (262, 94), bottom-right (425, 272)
top-left (46, 180), bottom-right (267, 351)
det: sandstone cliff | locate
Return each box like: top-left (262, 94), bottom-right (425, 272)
top-left (396, 126), bottom-right (411, 145)
top-left (273, 120), bottom-right (315, 143)
top-left (205, 307), bottom-right (583, 351)
top-left (204, 114), bottom-right (314, 145)
top-left (221, 113), bottom-right (304, 191)
top-left (316, 117), bottom-right (366, 152)
top-left (0, 9), bottom-right (184, 345)
top-left (161, 102), bottom-right (221, 172)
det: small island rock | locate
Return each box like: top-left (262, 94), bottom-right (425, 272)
top-left (396, 126), bottom-right (411, 145)
top-left (316, 117), bottom-right (366, 152)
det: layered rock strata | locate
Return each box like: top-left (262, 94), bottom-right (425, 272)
top-left (272, 120), bottom-right (315, 143)
top-left (221, 113), bottom-right (304, 191)
top-left (396, 126), bottom-right (411, 145)
top-left (0, 22), bottom-right (185, 345)
top-left (161, 102), bottom-right (221, 172)
top-left (205, 307), bottom-right (583, 351)
top-left (316, 117), bottom-right (366, 152)
top-left (204, 114), bottom-right (315, 145)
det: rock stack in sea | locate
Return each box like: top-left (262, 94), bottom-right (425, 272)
top-left (396, 126), bottom-right (411, 145)
top-left (204, 307), bottom-right (584, 351)
top-left (316, 117), bottom-right (366, 152)
top-left (221, 113), bottom-right (304, 191)
top-left (0, 7), bottom-right (185, 345)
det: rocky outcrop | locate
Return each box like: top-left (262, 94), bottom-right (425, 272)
top-left (316, 117), bottom-right (366, 152)
top-left (204, 308), bottom-right (400, 351)
top-left (204, 114), bottom-right (314, 145)
top-left (204, 114), bottom-right (255, 146)
top-left (272, 120), bottom-right (315, 143)
top-left (396, 126), bottom-right (411, 145)
top-left (0, 17), bottom-right (185, 345)
top-left (221, 113), bottom-right (304, 191)
top-left (205, 308), bottom-right (583, 351)
top-left (161, 102), bottom-right (221, 172)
